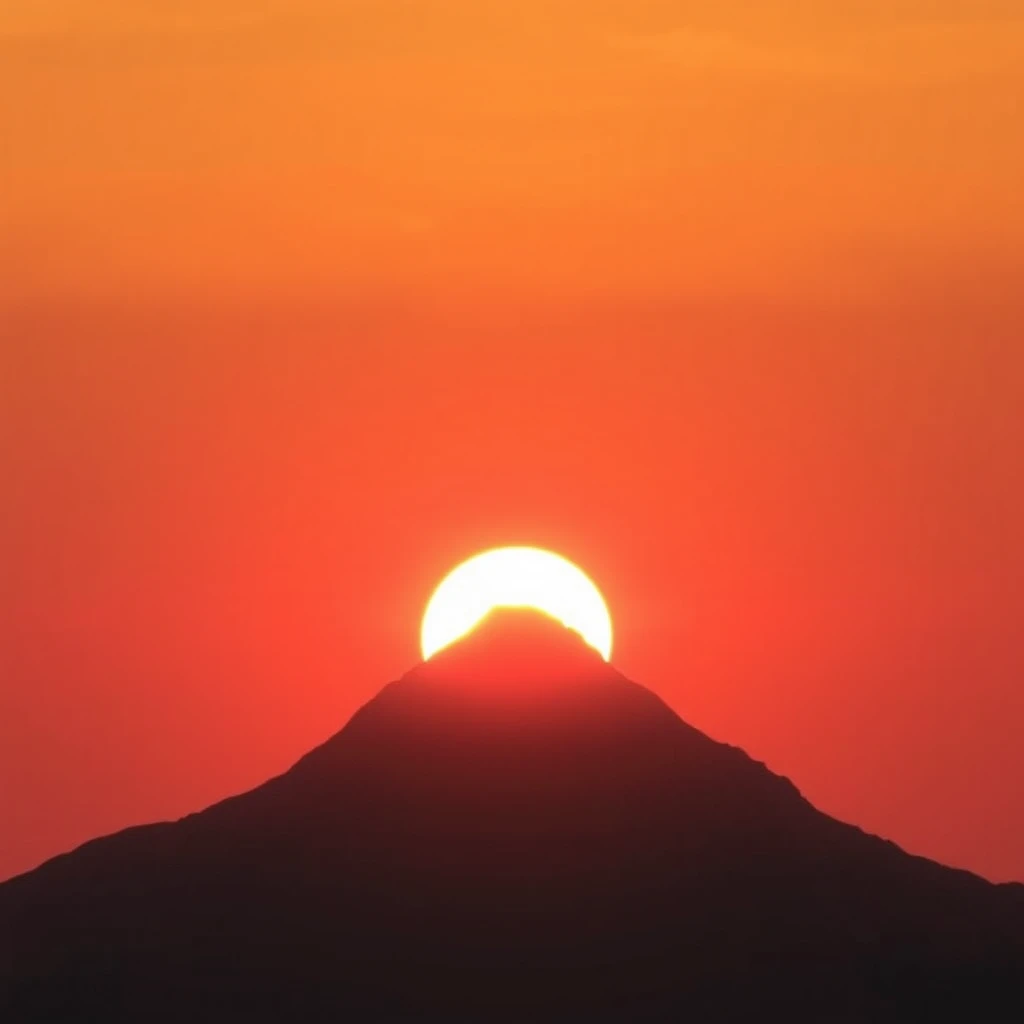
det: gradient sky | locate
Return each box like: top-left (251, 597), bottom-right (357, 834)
top-left (3, 2), bottom-right (1023, 883)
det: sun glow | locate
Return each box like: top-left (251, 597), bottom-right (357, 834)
top-left (420, 547), bottom-right (613, 661)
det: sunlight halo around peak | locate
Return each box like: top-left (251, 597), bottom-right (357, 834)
top-left (420, 547), bottom-right (613, 662)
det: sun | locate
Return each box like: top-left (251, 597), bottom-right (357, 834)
top-left (421, 547), bottom-right (613, 662)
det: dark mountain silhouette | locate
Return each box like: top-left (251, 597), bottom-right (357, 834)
top-left (2, 610), bottom-right (1022, 1021)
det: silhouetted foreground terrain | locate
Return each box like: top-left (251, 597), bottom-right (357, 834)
top-left (2, 612), bottom-right (1023, 1021)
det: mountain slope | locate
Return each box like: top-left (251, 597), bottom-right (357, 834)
top-left (2, 612), bottom-right (1022, 1021)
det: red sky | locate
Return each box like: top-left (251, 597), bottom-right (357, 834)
top-left (2, 2), bottom-right (1023, 883)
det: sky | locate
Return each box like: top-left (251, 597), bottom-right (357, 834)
top-left (2, 2), bottom-right (1023, 883)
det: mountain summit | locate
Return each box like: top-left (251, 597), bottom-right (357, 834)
top-left (2, 611), bottom-right (1022, 1021)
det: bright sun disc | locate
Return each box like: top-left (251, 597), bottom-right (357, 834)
top-left (421, 547), bottom-right (613, 661)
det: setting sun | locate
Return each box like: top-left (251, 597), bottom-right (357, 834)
top-left (421, 547), bottom-right (613, 661)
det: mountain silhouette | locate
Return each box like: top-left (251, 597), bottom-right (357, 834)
top-left (2, 610), bottom-right (1022, 1021)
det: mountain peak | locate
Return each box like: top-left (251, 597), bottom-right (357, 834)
top-left (406, 606), bottom-right (609, 691)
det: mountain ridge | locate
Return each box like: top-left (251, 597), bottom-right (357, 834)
top-left (2, 611), bottom-right (1022, 1021)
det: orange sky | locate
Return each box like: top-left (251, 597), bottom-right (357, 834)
top-left (3, 2), bottom-right (1024, 883)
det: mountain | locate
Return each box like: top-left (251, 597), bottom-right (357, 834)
top-left (2, 611), bottom-right (1022, 1022)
